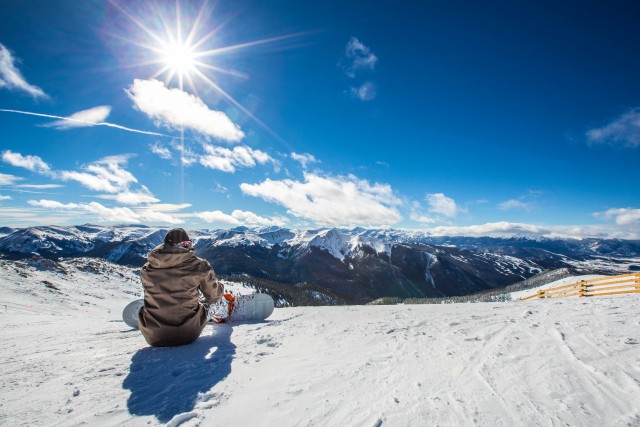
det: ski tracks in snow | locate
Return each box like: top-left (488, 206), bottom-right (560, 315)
top-left (1, 258), bottom-right (640, 426)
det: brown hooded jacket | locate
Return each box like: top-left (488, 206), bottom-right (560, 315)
top-left (138, 244), bottom-right (223, 346)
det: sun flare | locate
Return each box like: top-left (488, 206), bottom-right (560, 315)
top-left (111, 1), bottom-right (305, 145)
top-left (159, 41), bottom-right (197, 81)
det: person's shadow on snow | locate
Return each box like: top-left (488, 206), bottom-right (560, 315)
top-left (123, 325), bottom-right (236, 423)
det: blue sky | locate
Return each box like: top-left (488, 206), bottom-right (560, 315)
top-left (1, 0), bottom-right (639, 238)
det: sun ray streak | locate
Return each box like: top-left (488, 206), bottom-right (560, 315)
top-left (194, 32), bottom-right (311, 58)
top-left (195, 62), bottom-right (249, 79)
top-left (108, 0), bottom-right (167, 47)
top-left (193, 69), bottom-right (290, 148)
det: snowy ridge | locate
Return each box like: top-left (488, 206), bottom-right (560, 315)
top-left (1, 224), bottom-right (638, 303)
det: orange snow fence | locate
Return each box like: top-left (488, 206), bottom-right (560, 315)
top-left (520, 272), bottom-right (640, 300)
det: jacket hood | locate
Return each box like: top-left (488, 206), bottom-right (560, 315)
top-left (146, 243), bottom-right (196, 269)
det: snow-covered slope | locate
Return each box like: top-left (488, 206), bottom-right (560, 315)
top-left (1, 258), bottom-right (639, 426)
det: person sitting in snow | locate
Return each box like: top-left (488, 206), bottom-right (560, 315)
top-left (138, 228), bottom-right (229, 347)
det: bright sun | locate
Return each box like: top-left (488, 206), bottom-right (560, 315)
top-left (160, 41), bottom-right (197, 79)
top-left (112, 1), bottom-right (304, 142)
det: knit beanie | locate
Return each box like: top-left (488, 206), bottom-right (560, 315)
top-left (164, 228), bottom-right (190, 246)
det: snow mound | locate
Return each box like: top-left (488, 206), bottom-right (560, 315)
top-left (1, 259), bottom-right (639, 426)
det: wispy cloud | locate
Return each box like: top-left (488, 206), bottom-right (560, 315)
top-left (150, 142), bottom-right (173, 160)
top-left (594, 207), bottom-right (640, 225)
top-left (240, 172), bottom-right (401, 226)
top-left (410, 212), bottom-right (438, 224)
top-left (499, 199), bottom-right (533, 211)
top-left (213, 182), bottom-right (228, 193)
top-left (172, 141), bottom-right (199, 166)
top-left (0, 173), bottom-right (23, 186)
top-left (290, 152), bottom-right (319, 169)
top-left (28, 199), bottom-right (183, 225)
top-left (138, 203), bottom-right (192, 212)
top-left (200, 144), bottom-right (274, 173)
top-left (0, 108), bottom-right (169, 137)
top-left (4, 151), bottom-right (171, 214)
top-left (0, 194), bottom-right (11, 201)
top-left (194, 209), bottom-right (286, 227)
top-left (57, 155), bottom-right (164, 205)
top-left (127, 79), bottom-right (244, 142)
top-left (421, 221), bottom-right (640, 240)
top-left (426, 193), bottom-right (460, 217)
top-left (0, 207), bottom-right (65, 226)
top-left (2, 150), bottom-right (52, 174)
top-left (14, 184), bottom-right (63, 189)
top-left (350, 81), bottom-right (376, 101)
top-left (42, 106), bottom-right (111, 130)
top-left (60, 155), bottom-right (137, 194)
top-left (0, 43), bottom-right (48, 99)
top-left (422, 222), bottom-right (553, 238)
top-left (97, 190), bottom-right (160, 205)
top-left (586, 109), bottom-right (640, 148)
top-left (341, 37), bottom-right (378, 78)
top-left (339, 38), bottom-right (379, 102)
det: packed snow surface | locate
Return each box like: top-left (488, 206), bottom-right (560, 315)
top-left (1, 259), bottom-right (639, 426)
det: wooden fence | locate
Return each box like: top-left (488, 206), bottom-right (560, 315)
top-left (520, 272), bottom-right (640, 301)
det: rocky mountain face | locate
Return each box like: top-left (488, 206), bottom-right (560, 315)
top-left (1, 225), bottom-right (638, 304)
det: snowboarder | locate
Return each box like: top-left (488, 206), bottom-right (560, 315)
top-left (137, 228), bottom-right (227, 346)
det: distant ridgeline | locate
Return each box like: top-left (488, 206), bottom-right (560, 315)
top-left (0, 225), bottom-right (638, 305)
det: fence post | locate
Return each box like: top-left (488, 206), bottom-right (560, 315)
top-left (579, 280), bottom-right (588, 297)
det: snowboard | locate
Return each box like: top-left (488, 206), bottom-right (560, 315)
top-left (121, 293), bottom-right (275, 329)
top-left (227, 292), bottom-right (275, 322)
top-left (122, 299), bottom-right (144, 329)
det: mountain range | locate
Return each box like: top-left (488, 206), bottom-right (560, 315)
top-left (1, 224), bottom-right (638, 304)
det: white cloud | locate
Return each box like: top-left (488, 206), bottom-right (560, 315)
top-left (59, 155), bottom-right (164, 207)
top-left (213, 182), bottom-right (228, 193)
top-left (60, 170), bottom-right (121, 193)
top-left (0, 173), bottom-right (22, 186)
top-left (290, 152), bottom-right (318, 169)
top-left (350, 81), bottom-right (376, 101)
top-left (240, 172), bottom-right (401, 226)
top-left (15, 184), bottom-right (63, 189)
top-left (426, 193), bottom-right (459, 217)
top-left (342, 37), bottom-right (378, 78)
top-left (171, 141), bottom-right (199, 166)
top-left (134, 207), bottom-right (184, 224)
top-left (138, 203), bottom-right (191, 212)
top-left (150, 142), bottom-right (173, 160)
top-left (28, 199), bottom-right (183, 225)
top-left (426, 222), bottom-right (546, 237)
top-left (0, 43), bottom-right (48, 99)
top-left (60, 155), bottom-right (137, 194)
top-left (410, 213), bottom-right (438, 224)
top-left (97, 190), bottom-right (160, 205)
top-left (200, 144), bottom-right (274, 173)
top-left (42, 106), bottom-right (111, 129)
top-left (586, 109), bottom-right (640, 148)
top-left (499, 199), bottom-right (533, 211)
top-left (2, 150), bottom-right (51, 174)
top-left (420, 221), bottom-right (640, 240)
top-left (595, 207), bottom-right (640, 225)
top-left (127, 79), bottom-right (244, 142)
top-left (0, 194), bottom-right (11, 200)
top-left (195, 209), bottom-right (286, 227)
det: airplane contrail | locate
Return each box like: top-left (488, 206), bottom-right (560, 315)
top-left (0, 108), bottom-right (172, 137)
